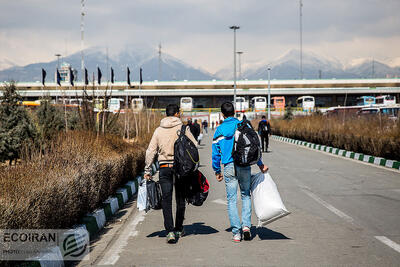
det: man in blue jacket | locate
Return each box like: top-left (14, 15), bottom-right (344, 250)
top-left (212, 102), bottom-right (268, 242)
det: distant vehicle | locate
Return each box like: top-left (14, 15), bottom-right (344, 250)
top-left (180, 97), bottom-right (193, 112)
top-left (251, 96), bottom-right (266, 112)
top-left (272, 96), bottom-right (285, 110)
top-left (375, 95), bottom-right (396, 106)
top-left (358, 106), bottom-right (400, 120)
top-left (69, 99), bottom-right (82, 107)
top-left (296, 96), bottom-right (315, 112)
top-left (131, 98), bottom-right (144, 112)
top-left (108, 98), bottom-right (124, 113)
top-left (235, 97), bottom-right (248, 112)
top-left (356, 96), bottom-right (375, 106)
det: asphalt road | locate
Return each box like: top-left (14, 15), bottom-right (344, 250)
top-left (81, 130), bottom-right (400, 267)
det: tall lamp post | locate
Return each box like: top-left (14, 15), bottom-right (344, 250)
top-left (55, 54), bottom-right (61, 69)
top-left (237, 51), bottom-right (243, 80)
top-left (267, 66), bottom-right (271, 120)
top-left (230, 25), bottom-right (240, 108)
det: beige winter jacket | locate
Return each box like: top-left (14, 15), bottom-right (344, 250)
top-left (144, 116), bottom-right (197, 175)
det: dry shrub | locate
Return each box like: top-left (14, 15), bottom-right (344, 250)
top-left (271, 115), bottom-right (400, 161)
top-left (0, 131), bottom-right (146, 229)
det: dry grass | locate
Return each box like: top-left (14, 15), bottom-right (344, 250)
top-left (270, 115), bottom-right (400, 161)
top-left (0, 131), bottom-right (147, 229)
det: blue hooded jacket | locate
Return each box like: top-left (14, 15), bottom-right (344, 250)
top-left (212, 117), bottom-right (263, 174)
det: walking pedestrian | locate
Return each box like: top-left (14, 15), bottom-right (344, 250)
top-left (211, 121), bottom-right (215, 130)
top-left (187, 118), bottom-right (200, 141)
top-left (202, 120), bottom-right (208, 134)
top-left (257, 115), bottom-right (271, 152)
top-left (144, 104), bottom-right (198, 244)
top-left (212, 102), bottom-right (268, 242)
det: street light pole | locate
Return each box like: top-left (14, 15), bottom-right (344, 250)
top-left (55, 54), bottom-right (61, 69)
top-left (267, 67), bottom-right (271, 120)
top-left (237, 51), bottom-right (243, 80)
top-left (230, 26), bottom-right (240, 108)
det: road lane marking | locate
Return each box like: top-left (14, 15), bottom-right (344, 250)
top-left (98, 210), bottom-right (146, 265)
top-left (375, 236), bottom-right (400, 254)
top-left (301, 189), bottom-right (354, 223)
top-left (212, 199), bottom-right (227, 205)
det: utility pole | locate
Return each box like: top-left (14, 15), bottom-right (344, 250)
top-left (267, 67), bottom-right (271, 120)
top-left (230, 26), bottom-right (240, 107)
top-left (237, 51), bottom-right (243, 80)
top-left (299, 0), bottom-right (303, 79)
top-left (158, 43), bottom-right (162, 81)
top-left (372, 58), bottom-right (375, 78)
top-left (81, 0), bottom-right (85, 82)
top-left (55, 54), bottom-right (61, 69)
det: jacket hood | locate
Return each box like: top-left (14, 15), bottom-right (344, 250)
top-left (219, 117), bottom-right (239, 138)
top-left (160, 116), bottom-right (183, 128)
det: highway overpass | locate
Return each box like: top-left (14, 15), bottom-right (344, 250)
top-left (1, 78), bottom-right (400, 107)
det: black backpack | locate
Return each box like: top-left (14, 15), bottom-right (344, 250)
top-left (173, 125), bottom-right (199, 178)
top-left (186, 170), bottom-right (210, 206)
top-left (260, 120), bottom-right (270, 135)
top-left (232, 119), bottom-right (262, 167)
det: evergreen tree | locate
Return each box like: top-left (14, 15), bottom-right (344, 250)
top-left (36, 99), bottom-right (64, 141)
top-left (0, 82), bottom-right (37, 164)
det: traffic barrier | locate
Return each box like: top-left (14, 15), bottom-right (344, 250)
top-left (271, 135), bottom-right (400, 170)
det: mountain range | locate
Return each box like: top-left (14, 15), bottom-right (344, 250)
top-left (0, 45), bottom-right (399, 82)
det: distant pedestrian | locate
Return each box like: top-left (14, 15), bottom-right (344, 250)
top-left (144, 104), bottom-right (197, 244)
top-left (194, 119), bottom-right (202, 145)
top-left (258, 115), bottom-right (271, 152)
top-left (202, 120), bottom-right (208, 134)
top-left (211, 121), bottom-right (215, 130)
top-left (187, 118), bottom-right (199, 141)
top-left (212, 102), bottom-right (268, 243)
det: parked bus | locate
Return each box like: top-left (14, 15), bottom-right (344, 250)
top-left (180, 97), bottom-right (193, 112)
top-left (235, 97), bottom-right (248, 112)
top-left (108, 98), bottom-right (124, 113)
top-left (356, 96), bottom-right (375, 106)
top-left (272, 96), bottom-right (285, 111)
top-left (296, 96), bottom-right (315, 112)
top-left (131, 98), bottom-right (144, 112)
top-left (375, 95), bottom-right (396, 106)
top-left (251, 96), bottom-right (267, 112)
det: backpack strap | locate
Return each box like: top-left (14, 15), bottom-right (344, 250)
top-left (177, 124), bottom-right (187, 137)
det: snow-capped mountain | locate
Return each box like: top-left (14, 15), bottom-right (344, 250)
top-left (0, 44), bottom-right (215, 82)
top-left (216, 49), bottom-right (400, 80)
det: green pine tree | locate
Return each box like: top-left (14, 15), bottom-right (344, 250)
top-left (36, 99), bottom-right (64, 141)
top-left (0, 82), bottom-right (37, 164)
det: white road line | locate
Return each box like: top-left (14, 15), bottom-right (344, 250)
top-left (98, 211), bottom-right (146, 265)
top-left (301, 189), bottom-right (354, 223)
top-left (212, 199), bottom-right (227, 205)
top-left (375, 236), bottom-right (400, 254)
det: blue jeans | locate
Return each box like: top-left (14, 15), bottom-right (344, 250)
top-left (223, 162), bottom-right (251, 235)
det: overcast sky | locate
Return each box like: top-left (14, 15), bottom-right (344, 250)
top-left (1, 0), bottom-right (399, 72)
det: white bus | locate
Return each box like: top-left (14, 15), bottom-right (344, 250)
top-left (180, 97), bottom-right (193, 112)
top-left (235, 97), bottom-right (248, 112)
top-left (296, 96), bottom-right (315, 112)
top-left (375, 95), bottom-right (396, 106)
top-left (131, 98), bottom-right (144, 112)
top-left (108, 98), bottom-right (124, 113)
top-left (251, 96), bottom-right (267, 112)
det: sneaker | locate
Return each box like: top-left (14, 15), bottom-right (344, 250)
top-left (175, 228), bottom-right (185, 239)
top-left (166, 232), bottom-right (176, 244)
top-left (232, 233), bottom-right (241, 243)
top-left (242, 226), bottom-right (251, 241)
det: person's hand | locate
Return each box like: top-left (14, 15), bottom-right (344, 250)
top-left (259, 164), bottom-right (269, 173)
top-left (216, 173), bottom-right (223, 182)
top-left (144, 173), bottom-right (152, 180)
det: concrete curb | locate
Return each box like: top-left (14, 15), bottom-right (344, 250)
top-left (28, 163), bottom-right (158, 267)
top-left (271, 135), bottom-right (400, 171)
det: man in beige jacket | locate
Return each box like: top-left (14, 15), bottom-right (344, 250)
top-left (144, 104), bottom-right (197, 244)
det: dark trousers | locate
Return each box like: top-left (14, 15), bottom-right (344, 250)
top-left (159, 167), bottom-right (186, 233)
top-left (261, 133), bottom-right (269, 151)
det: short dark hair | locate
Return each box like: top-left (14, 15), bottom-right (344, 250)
top-left (262, 115), bottom-right (266, 119)
top-left (166, 104), bottom-right (180, 116)
top-left (221, 102), bottom-right (235, 117)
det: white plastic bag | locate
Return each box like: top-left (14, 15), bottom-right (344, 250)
top-left (198, 133), bottom-right (203, 141)
top-left (251, 172), bottom-right (290, 226)
top-left (137, 178), bottom-right (147, 211)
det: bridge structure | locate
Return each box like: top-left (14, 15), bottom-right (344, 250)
top-left (1, 78), bottom-right (400, 108)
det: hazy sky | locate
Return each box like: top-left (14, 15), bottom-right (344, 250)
top-left (1, 0), bottom-right (399, 72)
